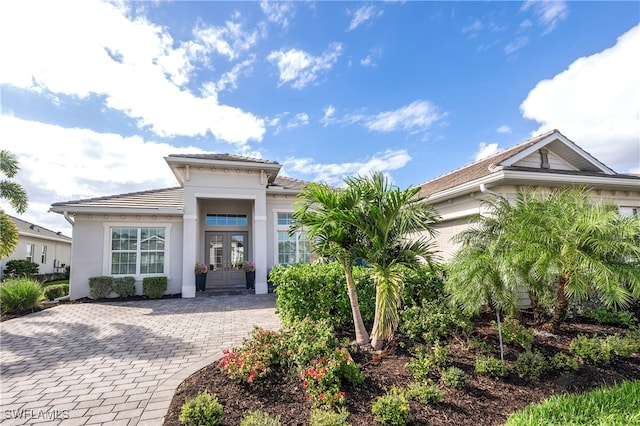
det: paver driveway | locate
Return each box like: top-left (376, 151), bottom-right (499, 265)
top-left (0, 295), bottom-right (280, 425)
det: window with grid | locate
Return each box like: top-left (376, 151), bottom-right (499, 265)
top-left (276, 212), bottom-right (311, 265)
top-left (26, 244), bottom-right (34, 262)
top-left (41, 246), bottom-right (47, 264)
top-left (111, 227), bottom-right (165, 275)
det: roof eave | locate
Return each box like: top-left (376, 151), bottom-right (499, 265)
top-left (49, 206), bottom-right (184, 215)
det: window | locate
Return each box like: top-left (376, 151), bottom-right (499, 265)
top-left (206, 214), bottom-right (248, 226)
top-left (41, 246), bottom-right (47, 264)
top-left (26, 244), bottom-right (34, 262)
top-left (111, 227), bottom-right (165, 275)
top-left (276, 212), bottom-right (311, 265)
top-left (619, 207), bottom-right (638, 218)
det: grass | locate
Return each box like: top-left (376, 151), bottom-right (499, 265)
top-left (504, 380), bottom-right (640, 425)
top-left (41, 279), bottom-right (69, 288)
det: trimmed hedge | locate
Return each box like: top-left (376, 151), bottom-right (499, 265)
top-left (113, 276), bottom-right (136, 298)
top-left (143, 276), bottom-right (167, 299)
top-left (44, 284), bottom-right (69, 301)
top-left (88, 276), bottom-right (113, 299)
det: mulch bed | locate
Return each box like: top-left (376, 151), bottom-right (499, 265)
top-left (163, 313), bottom-right (640, 425)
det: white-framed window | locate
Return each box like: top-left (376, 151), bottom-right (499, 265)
top-left (26, 244), bottom-right (34, 262)
top-left (41, 246), bottom-right (47, 264)
top-left (276, 212), bottom-right (311, 265)
top-left (619, 207), bottom-right (639, 218)
top-left (110, 227), bottom-right (166, 275)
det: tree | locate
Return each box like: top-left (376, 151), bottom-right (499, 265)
top-left (291, 182), bottom-right (370, 344)
top-left (447, 187), bottom-right (640, 332)
top-left (0, 150), bottom-right (28, 258)
top-left (345, 172), bottom-right (440, 349)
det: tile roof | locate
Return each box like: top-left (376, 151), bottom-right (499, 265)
top-left (8, 214), bottom-right (71, 241)
top-left (167, 153), bottom-right (280, 165)
top-left (51, 187), bottom-right (184, 210)
top-left (271, 176), bottom-right (308, 190)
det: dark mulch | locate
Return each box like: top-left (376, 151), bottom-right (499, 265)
top-left (163, 314), bottom-right (640, 426)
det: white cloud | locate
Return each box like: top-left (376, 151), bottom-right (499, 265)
top-left (260, 1), bottom-right (295, 29)
top-left (0, 0), bottom-right (265, 144)
top-left (462, 20), bottom-right (484, 35)
top-left (282, 150), bottom-right (411, 186)
top-left (286, 113), bottom-right (310, 129)
top-left (347, 5), bottom-right (383, 31)
top-left (496, 125), bottom-right (512, 134)
top-left (215, 56), bottom-right (256, 92)
top-left (360, 48), bottom-right (382, 67)
top-left (520, 24), bottom-right (640, 173)
top-left (505, 36), bottom-right (529, 55)
top-left (268, 43), bottom-right (343, 89)
top-left (0, 115), bottom-right (205, 235)
top-left (522, 0), bottom-right (569, 34)
top-left (322, 105), bottom-right (336, 126)
top-left (362, 100), bottom-right (445, 134)
top-left (474, 142), bottom-right (501, 161)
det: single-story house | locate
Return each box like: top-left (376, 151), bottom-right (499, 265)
top-left (50, 130), bottom-right (640, 299)
top-left (418, 129), bottom-right (640, 261)
top-left (0, 215), bottom-right (72, 280)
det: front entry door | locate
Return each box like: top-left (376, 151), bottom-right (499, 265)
top-left (205, 232), bottom-right (248, 288)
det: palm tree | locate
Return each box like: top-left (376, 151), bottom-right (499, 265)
top-left (291, 182), bottom-right (370, 344)
top-left (0, 150), bottom-right (28, 258)
top-left (345, 172), bottom-right (440, 350)
top-left (447, 187), bottom-right (640, 332)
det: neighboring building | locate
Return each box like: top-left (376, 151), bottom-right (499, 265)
top-left (50, 130), bottom-right (640, 300)
top-left (418, 129), bottom-right (640, 261)
top-left (0, 215), bottom-right (72, 279)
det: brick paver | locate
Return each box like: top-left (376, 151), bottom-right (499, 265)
top-left (0, 295), bottom-right (280, 425)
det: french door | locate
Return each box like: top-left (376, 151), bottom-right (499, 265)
top-left (205, 232), bottom-right (248, 288)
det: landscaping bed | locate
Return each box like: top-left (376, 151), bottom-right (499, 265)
top-left (163, 313), bottom-right (640, 425)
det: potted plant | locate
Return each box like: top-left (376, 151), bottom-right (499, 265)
top-left (242, 261), bottom-right (255, 290)
top-left (194, 262), bottom-right (208, 292)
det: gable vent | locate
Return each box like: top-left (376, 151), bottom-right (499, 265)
top-left (539, 148), bottom-right (550, 169)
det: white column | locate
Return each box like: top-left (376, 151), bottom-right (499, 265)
top-left (182, 214), bottom-right (197, 298)
top-left (253, 193), bottom-right (268, 295)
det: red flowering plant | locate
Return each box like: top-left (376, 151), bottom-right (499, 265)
top-left (219, 327), bottom-right (281, 387)
top-left (301, 348), bottom-right (364, 408)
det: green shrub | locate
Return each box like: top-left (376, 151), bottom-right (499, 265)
top-left (179, 391), bottom-right (223, 426)
top-left (406, 342), bottom-right (449, 381)
top-left (309, 408), bottom-right (350, 426)
top-left (302, 348), bottom-right (364, 408)
top-left (113, 276), bottom-right (136, 298)
top-left (492, 317), bottom-right (534, 351)
top-left (400, 264), bottom-right (446, 308)
top-left (515, 351), bottom-right (549, 378)
top-left (467, 337), bottom-right (497, 354)
top-left (280, 317), bottom-right (341, 372)
top-left (400, 298), bottom-right (472, 344)
top-left (606, 334), bottom-right (640, 358)
top-left (220, 327), bottom-right (282, 386)
top-left (371, 386), bottom-right (411, 426)
top-left (475, 356), bottom-right (507, 379)
top-left (440, 367), bottom-right (467, 389)
top-left (407, 381), bottom-right (443, 404)
top-left (43, 284), bottom-right (69, 301)
top-left (88, 276), bottom-right (113, 299)
top-left (142, 276), bottom-right (167, 298)
top-left (0, 278), bottom-right (43, 314)
top-left (583, 307), bottom-right (638, 328)
top-left (569, 334), bottom-right (612, 364)
top-left (3, 259), bottom-right (39, 277)
top-left (551, 352), bottom-right (580, 372)
top-left (240, 410), bottom-right (281, 426)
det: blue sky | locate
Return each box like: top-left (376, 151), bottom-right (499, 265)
top-left (1, 0), bottom-right (639, 236)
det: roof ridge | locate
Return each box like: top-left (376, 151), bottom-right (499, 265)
top-left (168, 153), bottom-right (279, 165)
top-left (7, 214), bottom-right (71, 239)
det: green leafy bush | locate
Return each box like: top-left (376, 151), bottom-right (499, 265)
top-left (467, 337), bottom-right (497, 354)
top-left (113, 276), bottom-right (136, 298)
top-left (371, 386), bottom-right (411, 426)
top-left (43, 284), bottom-right (69, 301)
top-left (179, 391), bottom-right (223, 426)
top-left (400, 264), bottom-right (446, 308)
top-left (302, 348), bottom-right (364, 408)
top-left (280, 317), bottom-right (341, 372)
top-left (492, 317), bottom-right (534, 351)
top-left (240, 410), bottom-right (281, 426)
top-left (0, 278), bottom-right (43, 314)
top-left (569, 334), bottom-right (612, 364)
top-left (3, 259), bottom-right (39, 277)
top-left (88, 276), bottom-right (113, 299)
top-left (407, 381), bottom-right (443, 404)
top-left (515, 351), bottom-right (549, 378)
top-left (550, 352), bottom-right (579, 372)
top-left (583, 307), bottom-right (638, 328)
top-left (142, 276), bottom-right (167, 298)
top-left (220, 327), bottom-right (282, 386)
top-left (309, 408), bottom-right (350, 426)
top-left (400, 298), bottom-right (472, 344)
top-left (606, 334), bottom-right (640, 357)
top-left (406, 342), bottom-right (449, 381)
top-left (475, 356), bottom-right (507, 379)
top-left (440, 367), bottom-right (467, 389)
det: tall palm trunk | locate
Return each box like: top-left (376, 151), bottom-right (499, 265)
top-left (528, 291), bottom-right (544, 325)
top-left (343, 262), bottom-right (369, 345)
top-left (542, 274), bottom-right (569, 332)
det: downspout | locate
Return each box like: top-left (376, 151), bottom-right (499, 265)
top-left (479, 183), bottom-right (499, 197)
top-left (63, 211), bottom-right (75, 227)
